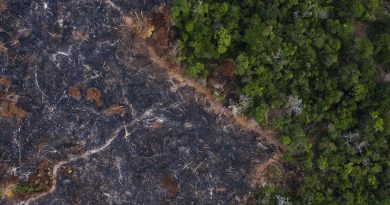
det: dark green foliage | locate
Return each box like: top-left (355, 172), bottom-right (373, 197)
top-left (172, 0), bottom-right (390, 204)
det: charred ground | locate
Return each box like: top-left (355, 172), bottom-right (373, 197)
top-left (0, 0), bottom-right (276, 204)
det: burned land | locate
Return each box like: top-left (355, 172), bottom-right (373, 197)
top-left (0, 0), bottom-right (276, 204)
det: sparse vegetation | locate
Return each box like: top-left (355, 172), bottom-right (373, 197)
top-left (171, 0), bottom-right (390, 204)
top-left (12, 183), bottom-right (44, 198)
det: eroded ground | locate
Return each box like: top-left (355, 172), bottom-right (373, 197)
top-left (0, 1), bottom-right (276, 204)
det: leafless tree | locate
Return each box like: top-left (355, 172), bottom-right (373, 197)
top-left (342, 132), bottom-right (369, 153)
top-left (276, 195), bottom-right (290, 205)
top-left (286, 95), bottom-right (303, 116)
top-left (342, 132), bottom-right (359, 143)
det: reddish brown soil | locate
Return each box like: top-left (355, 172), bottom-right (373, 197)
top-left (68, 85), bottom-right (81, 100)
top-left (0, 77), bottom-right (28, 120)
top-left (0, 42), bottom-right (7, 53)
top-left (250, 156), bottom-right (280, 187)
top-left (0, 99), bottom-right (28, 120)
top-left (72, 30), bottom-right (89, 41)
top-left (213, 59), bottom-right (235, 79)
top-left (161, 174), bottom-right (179, 197)
top-left (149, 7), bottom-right (171, 57)
top-left (86, 87), bottom-right (103, 108)
top-left (354, 21), bottom-right (367, 38)
top-left (150, 121), bottom-right (163, 129)
top-left (0, 0), bottom-right (6, 13)
top-left (103, 105), bottom-right (126, 117)
top-left (0, 76), bottom-right (10, 89)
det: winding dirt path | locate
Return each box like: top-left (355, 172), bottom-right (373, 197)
top-left (22, 106), bottom-right (159, 205)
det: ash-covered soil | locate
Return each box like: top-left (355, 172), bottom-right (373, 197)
top-left (0, 0), bottom-right (275, 204)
